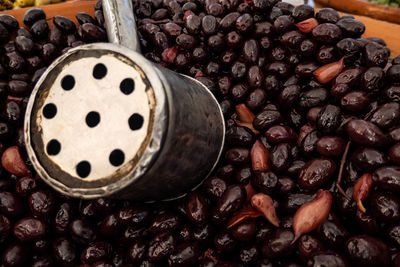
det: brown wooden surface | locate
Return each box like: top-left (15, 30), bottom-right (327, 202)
top-left (1, 0), bottom-right (399, 58)
top-left (1, 0), bottom-right (96, 27)
top-left (315, 0), bottom-right (400, 24)
top-left (353, 12), bottom-right (400, 58)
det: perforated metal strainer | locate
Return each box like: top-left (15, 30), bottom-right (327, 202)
top-left (24, 0), bottom-right (225, 201)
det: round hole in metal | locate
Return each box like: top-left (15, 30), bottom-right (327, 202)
top-left (42, 103), bottom-right (57, 119)
top-left (61, 75), bottom-right (75, 90)
top-left (120, 78), bottom-right (135, 95)
top-left (93, 63), bottom-right (107, 79)
top-left (85, 111), bottom-right (100, 128)
top-left (76, 161), bottom-right (91, 178)
top-left (109, 149), bottom-right (125, 167)
top-left (128, 113), bottom-right (144, 131)
top-left (46, 139), bottom-right (61, 156)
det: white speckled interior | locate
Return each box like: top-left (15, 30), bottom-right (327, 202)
top-left (39, 55), bottom-right (151, 181)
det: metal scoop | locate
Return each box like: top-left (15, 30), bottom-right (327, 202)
top-left (24, 0), bottom-right (225, 201)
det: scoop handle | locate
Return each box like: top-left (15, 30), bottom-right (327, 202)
top-left (102, 0), bottom-right (141, 52)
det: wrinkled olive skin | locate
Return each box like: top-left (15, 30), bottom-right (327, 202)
top-left (262, 229), bottom-right (295, 259)
top-left (251, 171), bottom-right (279, 195)
top-left (345, 235), bottom-right (390, 267)
top-left (316, 8), bottom-right (339, 24)
top-left (298, 88), bottom-right (329, 110)
top-left (369, 102), bottom-right (400, 130)
top-left (370, 191), bottom-right (400, 223)
top-left (355, 210), bottom-right (380, 236)
top-left (316, 105), bottom-right (341, 135)
top-left (307, 250), bottom-right (351, 267)
top-left (345, 119), bottom-right (388, 148)
top-left (317, 217), bottom-right (350, 250)
top-left (341, 91), bottom-right (370, 112)
top-left (351, 147), bottom-right (388, 173)
top-left (312, 23), bottom-right (342, 44)
top-left (168, 242), bottom-right (201, 267)
top-left (360, 67), bottom-right (384, 93)
top-left (281, 193), bottom-right (314, 213)
top-left (336, 18), bottom-right (365, 38)
top-left (269, 143), bottom-right (292, 173)
top-left (253, 110), bottom-right (283, 131)
top-left (363, 42), bottom-right (389, 68)
top-left (298, 235), bottom-right (324, 262)
top-left (316, 136), bottom-right (346, 157)
top-left (226, 126), bottom-right (255, 147)
top-left (372, 166), bottom-right (400, 194)
top-left (298, 158), bottom-right (337, 190)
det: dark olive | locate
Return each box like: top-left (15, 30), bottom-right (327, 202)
top-left (265, 125), bottom-right (297, 144)
top-left (298, 88), bottom-right (329, 110)
top-left (23, 8), bottom-right (45, 26)
top-left (336, 18), bottom-right (365, 38)
top-left (316, 105), bottom-right (341, 135)
top-left (273, 15), bottom-right (294, 33)
top-left (2, 244), bottom-right (29, 266)
top-left (253, 110), bottom-right (283, 131)
top-left (13, 217), bottom-right (46, 242)
top-left (31, 20), bottom-right (49, 40)
top-left (295, 61), bottom-right (319, 76)
top-left (316, 136), bottom-right (346, 157)
top-left (363, 42), bottom-right (389, 68)
top-left (341, 91), bottom-right (370, 112)
top-left (281, 30), bottom-right (306, 49)
top-left (262, 229), bottom-right (295, 258)
top-left (351, 147), bottom-right (387, 172)
top-left (360, 67), bottom-right (384, 93)
top-left (345, 235), bottom-right (390, 267)
top-left (298, 235), bottom-right (324, 262)
top-left (147, 232), bottom-right (176, 261)
top-left (345, 119), bottom-right (388, 148)
top-left (185, 192), bottom-right (208, 226)
top-left (213, 185), bottom-right (246, 221)
top-left (81, 241), bottom-right (112, 264)
top-left (316, 8), bottom-right (339, 24)
top-left (243, 39), bottom-right (259, 64)
top-left (168, 242), bottom-right (201, 266)
top-left (247, 88), bottom-right (267, 110)
top-left (387, 64), bottom-right (400, 84)
top-left (239, 245), bottom-right (259, 265)
top-left (214, 230), bottom-right (237, 252)
top-left (251, 171), bottom-right (279, 194)
top-left (292, 4), bottom-right (314, 22)
top-left (307, 250), bottom-right (350, 267)
top-left (236, 13), bottom-right (253, 33)
top-left (298, 158), bottom-right (336, 190)
top-left (269, 143), bottom-right (292, 173)
top-left (53, 16), bottom-right (76, 33)
top-left (312, 23), bottom-right (342, 44)
top-left (53, 237), bottom-right (77, 266)
top-left (253, 21), bottom-right (273, 38)
top-left (149, 212), bottom-right (181, 234)
top-left (317, 217), bottom-right (350, 250)
top-left (317, 45), bottom-right (338, 64)
top-left (231, 219), bottom-right (257, 241)
top-left (370, 102), bottom-right (400, 129)
top-left (373, 166), bottom-right (400, 194)
top-left (278, 85), bottom-right (301, 109)
top-left (370, 191), bottom-right (400, 223)
top-left (220, 12), bottom-right (240, 32)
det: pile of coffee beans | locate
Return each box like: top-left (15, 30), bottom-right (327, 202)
top-left (1, 0), bottom-right (400, 266)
